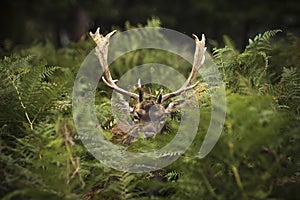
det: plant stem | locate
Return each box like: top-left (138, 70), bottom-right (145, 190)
top-left (10, 78), bottom-right (33, 130)
top-left (231, 164), bottom-right (244, 192)
top-left (199, 168), bottom-right (218, 199)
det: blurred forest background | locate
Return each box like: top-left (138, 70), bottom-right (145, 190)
top-left (1, 0), bottom-right (300, 51)
top-left (1, 0), bottom-right (300, 200)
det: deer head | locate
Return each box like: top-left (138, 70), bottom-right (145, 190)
top-left (90, 28), bottom-right (206, 139)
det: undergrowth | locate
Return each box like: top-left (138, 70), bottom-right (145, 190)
top-left (0, 19), bottom-right (299, 200)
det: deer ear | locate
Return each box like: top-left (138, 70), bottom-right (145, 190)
top-left (165, 100), bottom-right (186, 112)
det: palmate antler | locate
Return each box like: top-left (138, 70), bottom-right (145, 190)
top-left (90, 28), bottom-right (140, 101)
top-left (161, 34), bottom-right (206, 102)
top-left (90, 27), bottom-right (206, 103)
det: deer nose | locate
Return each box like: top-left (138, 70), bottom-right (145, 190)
top-left (144, 130), bottom-right (156, 138)
top-left (142, 123), bottom-right (161, 138)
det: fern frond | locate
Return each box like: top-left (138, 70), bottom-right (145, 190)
top-left (165, 170), bottom-right (181, 181)
top-left (275, 67), bottom-right (300, 112)
top-left (247, 29), bottom-right (282, 51)
top-left (213, 30), bottom-right (282, 93)
top-left (0, 55), bottom-right (67, 130)
top-left (40, 65), bottom-right (60, 79)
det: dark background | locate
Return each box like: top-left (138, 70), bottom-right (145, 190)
top-left (1, 0), bottom-right (300, 50)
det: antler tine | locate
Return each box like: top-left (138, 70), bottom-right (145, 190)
top-left (161, 34), bottom-right (206, 103)
top-left (90, 28), bottom-right (139, 101)
top-left (137, 79), bottom-right (143, 102)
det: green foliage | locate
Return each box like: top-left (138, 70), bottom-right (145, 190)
top-left (274, 67), bottom-right (300, 112)
top-left (1, 20), bottom-right (299, 200)
top-left (0, 55), bottom-right (70, 131)
top-left (214, 30), bottom-right (280, 92)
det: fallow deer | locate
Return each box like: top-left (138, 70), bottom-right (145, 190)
top-left (90, 28), bottom-right (206, 143)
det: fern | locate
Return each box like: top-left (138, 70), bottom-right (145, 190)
top-left (275, 67), bottom-right (300, 112)
top-left (164, 170), bottom-right (181, 182)
top-left (247, 29), bottom-right (282, 51)
top-left (110, 172), bottom-right (142, 200)
top-left (0, 55), bottom-right (69, 130)
top-left (0, 55), bottom-right (81, 199)
top-left (213, 30), bottom-right (282, 93)
top-left (1, 21), bottom-right (299, 200)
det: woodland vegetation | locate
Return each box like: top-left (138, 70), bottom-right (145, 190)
top-left (0, 19), bottom-right (299, 199)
